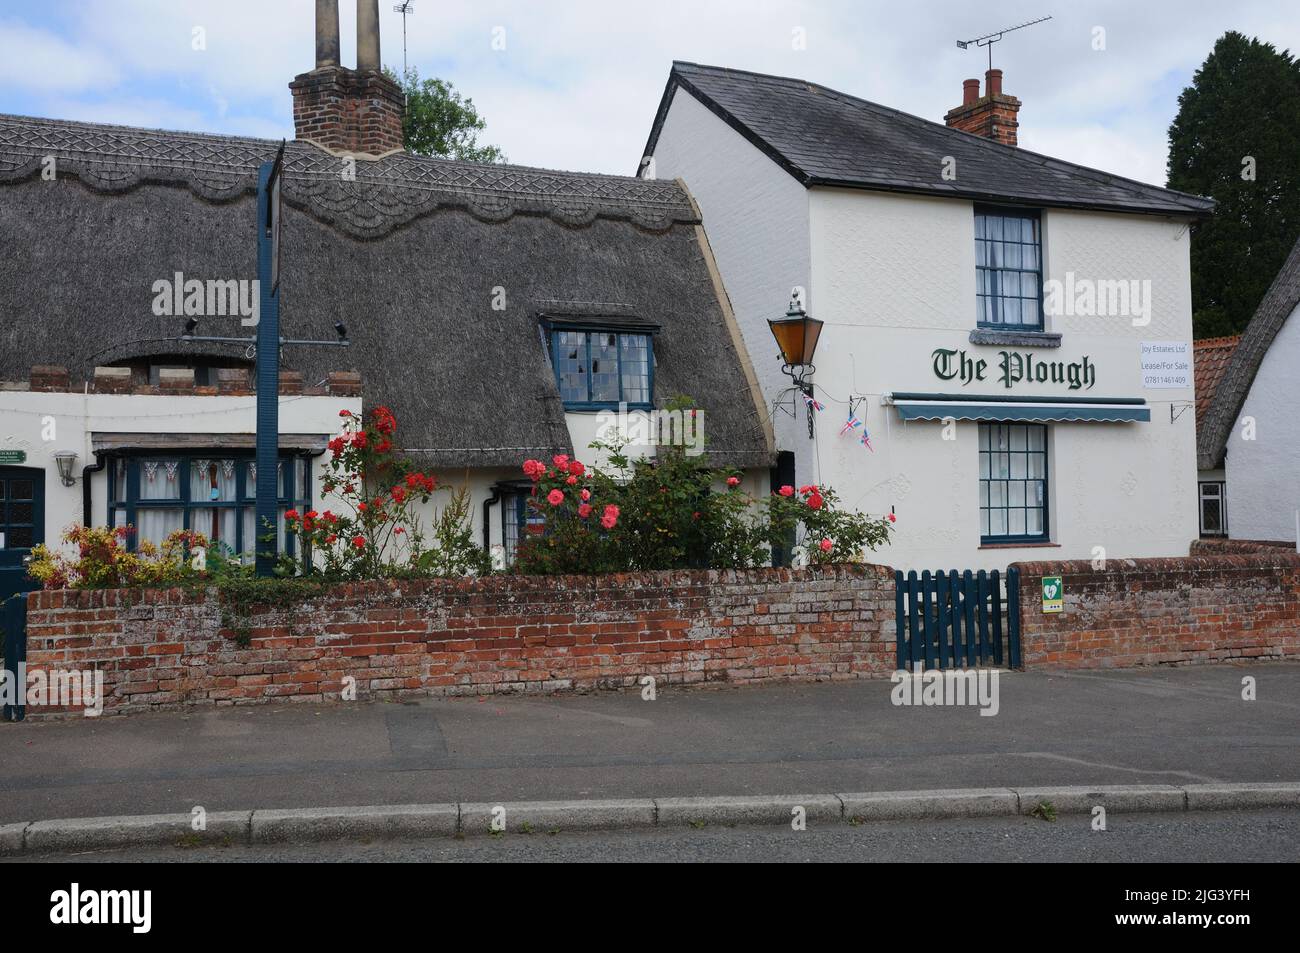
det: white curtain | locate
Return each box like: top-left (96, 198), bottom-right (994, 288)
top-left (136, 508), bottom-right (184, 548)
top-left (190, 459), bottom-right (237, 502)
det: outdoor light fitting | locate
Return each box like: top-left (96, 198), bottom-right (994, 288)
top-left (768, 289), bottom-right (824, 439)
top-left (53, 450), bottom-right (79, 487)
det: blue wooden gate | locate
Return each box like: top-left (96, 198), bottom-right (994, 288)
top-left (894, 567), bottom-right (1021, 671)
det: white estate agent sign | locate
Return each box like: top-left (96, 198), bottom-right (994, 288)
top-left (1140, 341), bottom-right (1191, 389)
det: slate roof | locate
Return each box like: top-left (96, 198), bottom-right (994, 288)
top-left (1198, 233), bottom-right (1300, 470)
top-left (644, 62), bottom-right (1215, 218)
top-left (1192, 336), bottom-right (1241, 434)
top-left (0, 113), bottom-right (773, 468)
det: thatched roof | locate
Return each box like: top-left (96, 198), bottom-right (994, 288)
top-left (0, 113), bottom-right (773, 468)
top-left (1197, 233), bottom-right (1300, 470)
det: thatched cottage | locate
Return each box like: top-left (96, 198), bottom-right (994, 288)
top-left (0, 2), bottom-right (772, 597)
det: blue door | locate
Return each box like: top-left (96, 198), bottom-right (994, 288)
top-left (0, 467), bottom-right (44, 602)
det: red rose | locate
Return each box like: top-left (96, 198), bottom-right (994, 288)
top-left (600, 504), bottom-right (620, 530)
top-left (547, 489), bottom-right (565, 506)
top-left (284, 509), bottom-right (300, 521)
top-left (352, 535), bottom-right (366, 549)
top-left (390, 486), bottom-right (407, 503)
top-left (820, 538), bottom-right (833, 552)
top-left (807, 493), bottom-right (824, 510)
top-left (578, 503), bottom-right (592, 518)
top-left (569, 461), bottom-right (585, 477)
top-left (580, 489), bottom-right (591, 501)
top-left (566, 475), bottom-right (577, 486)
top-left (726, 476), bottom-right (740, 487)
top-left (553, 454), bottom-right (569, 469)
top-left (778, 485), bottom-right (794, 497)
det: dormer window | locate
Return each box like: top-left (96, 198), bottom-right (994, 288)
top-left (975, 207), bottom-right (1043, 331)
top-left (545, 317), bottom-right (656, 410)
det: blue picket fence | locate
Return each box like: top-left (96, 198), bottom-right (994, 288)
top-left (894, 567), bottom-right (1021, 671)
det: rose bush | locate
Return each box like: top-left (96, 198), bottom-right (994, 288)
top-left (513, 400), bottom-right (893, 574)
top-left (284, 406), bottom-right (488, 578)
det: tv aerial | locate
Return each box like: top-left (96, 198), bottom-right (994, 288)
top-left (957, 15), bottom-right (1052, 72)
top-left (393, 1), bottom-right (415, 76)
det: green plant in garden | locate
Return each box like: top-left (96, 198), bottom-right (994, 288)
top-left (26, 525), bottom-right (211, 590)
top-left (512, 397), bottom-right (894, 574)
top-left (284, 405), bottom-right (488, 579)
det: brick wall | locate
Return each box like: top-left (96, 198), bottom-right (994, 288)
top-left (1011, 554), bottom-right (1300, 669)
top-left (1190, 538), bottom-right (1296, 556)
top-left (23, 566), bottom-right (896, 716)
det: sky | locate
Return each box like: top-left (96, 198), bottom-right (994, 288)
top-left (1, 0), bottom-right (1297, 187)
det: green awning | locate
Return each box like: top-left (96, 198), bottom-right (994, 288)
top-left (890, 393), bottom-right (1149, 424)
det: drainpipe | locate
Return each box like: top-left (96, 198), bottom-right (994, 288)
top-left (482, 485), bottom-right (503, 550)
top-left (81, 452), bottom-right (106, 526)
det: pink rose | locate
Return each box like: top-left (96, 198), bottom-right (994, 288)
top-left (778, 485), bottom-right (794, 497)
top-left (578, 503), bottom-right (593, 518)
top-left (726, 476), bottom-right (740, 487)
top-left (581, 488), bottom-right (591, 501)
top-left (547, 489), bottom-right (565, 506)
top-left (553, 454), bottom-right (569, 469)
top-left (820, 538), bottom-right (833, 553)
top-left (600, 504), bottom-right (620, 530)
top-left (566, 475), bottom-right (577, 485)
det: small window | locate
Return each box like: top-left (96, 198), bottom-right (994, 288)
top-left (1199, 482), bottom-right (1227, 537)
top-left (975, 208), bottom-right (1043, 331)
top-left (501, 487), bottom-right (546, 564)
top-left (979, 423), bottom-right (1049, 543)
top-left (551, 329), bottom-right (653, 408)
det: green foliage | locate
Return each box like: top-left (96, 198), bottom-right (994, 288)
top-left (385, 66), bottom-right (505, 163)
top-left (513, 397), bottom-right (894, 574)
top-left (286, 406), bottom-right (488, 580)
top-left (1167, 31), bottom-right (1300, 338)
top-left (27, 525), bottom-right (215, 590)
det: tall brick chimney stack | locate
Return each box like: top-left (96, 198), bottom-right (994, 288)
top-left (944, 69), bottom-right (1021, 146)
top-left (290, 0), bottom-right (406, 156)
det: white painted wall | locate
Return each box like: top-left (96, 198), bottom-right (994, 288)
top-left (0, 390), bottom-right (360, 555)
top-left (653, 86), bottom-right (1199, 570)
top-left (1225, 299), bottom-right (1300, 542)
top-left (649, 88), bottom-right (813, 479)
top-left (807, 190), bottom-right (1198, 569)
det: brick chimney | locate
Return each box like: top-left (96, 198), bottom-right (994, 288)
top-left (289, 0), bottom-right (406, 156)
top-left (944, 69), bottom-right (1021, 146)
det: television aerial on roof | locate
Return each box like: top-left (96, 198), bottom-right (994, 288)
top-left (394, 1), bottom-right (415, 76)
top-left (957, 15), bottom-right (1052, 72)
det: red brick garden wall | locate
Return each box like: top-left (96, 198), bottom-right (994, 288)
top-left (1011, 554), bottom-right (1300, 669)
top-left (23, 566), bottom-right (897, 715)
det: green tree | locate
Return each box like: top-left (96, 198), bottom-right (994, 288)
top-left (384, 67), bottom-right (505, 163)
top-left (1167, 32), bottom-right (1300, 338)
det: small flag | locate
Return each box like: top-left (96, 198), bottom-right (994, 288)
top-left (839, 415), bottom-right (862, 437)
top-left (803, 394), bottom-right (825, 412)
top-left (860, 428), bottom-right (874, 452)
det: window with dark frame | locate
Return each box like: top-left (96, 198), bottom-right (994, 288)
top-left (975, 208), bottom-right (1043, 330)
top-left (501, 488), bottom-right (546, 564)
top-left (552, 329), bottom-right (652, 408)
top-left (979, 423), bottom-right (1049, 543)
top-left (1199, 481), bottom-right (1227, 537)
top-left (107, 454), bottom-right (311, 561)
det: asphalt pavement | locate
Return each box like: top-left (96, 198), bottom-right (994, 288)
top-left (2, 663), bottom-right (1296, 825)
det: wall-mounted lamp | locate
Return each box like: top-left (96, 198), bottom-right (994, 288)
top-left (53, 450), bottom-right (79, 487)
top-left (767, 289), bottom-right (824, 438)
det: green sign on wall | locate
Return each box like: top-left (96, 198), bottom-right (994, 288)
top-left (0, 451), bottom-right (26, 465)
top-left (1042, 576), bottom-right (1064, 614)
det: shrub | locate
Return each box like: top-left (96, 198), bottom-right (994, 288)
top-left (284, 405), bottom-right (488, 579)
top-left (513, 399), bottom-right (893, 574)
top-left (26, 525), bottom-right (212, 590)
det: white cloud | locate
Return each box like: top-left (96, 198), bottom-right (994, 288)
top-left (3, 0), bottom-right (1298, 187)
